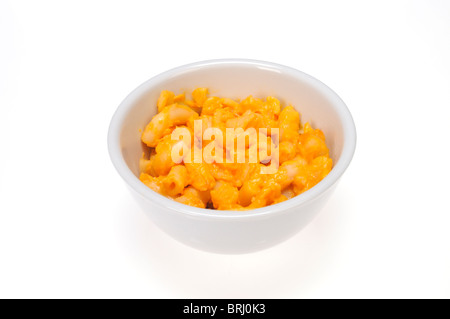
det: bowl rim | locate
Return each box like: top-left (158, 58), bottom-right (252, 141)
top-left (107, 58), bottom-right (356, 219)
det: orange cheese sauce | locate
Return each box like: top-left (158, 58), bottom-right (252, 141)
top-left (139, 88), bottom-right (332, 210)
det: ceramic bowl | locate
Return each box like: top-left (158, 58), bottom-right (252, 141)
top-left (108, 59), bottom-right (356, 254)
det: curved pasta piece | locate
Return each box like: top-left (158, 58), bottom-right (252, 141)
top-left (142, 104), bottom-right (198, 147)
top-left (185, 162), bottom-right (215, 191)
top-left (211, 182), bottom-right (239, 210)
top-left (157, 90), bottom-right (175, 112)
top-left (278, 105), bottom-right (300, 143)
top-left (162, 165), bottom-right (188, 197)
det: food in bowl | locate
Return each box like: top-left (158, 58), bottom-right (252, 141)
top-left (139, 88), bottom-right (332, 210)
top-left (108, 59), bottom-right (356, 253)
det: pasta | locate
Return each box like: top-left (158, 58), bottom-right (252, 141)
top-left (139, 88), bottom-right (332, 210)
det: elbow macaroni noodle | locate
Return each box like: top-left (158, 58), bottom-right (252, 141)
top-left (140, 88), bottom-right (332, 210)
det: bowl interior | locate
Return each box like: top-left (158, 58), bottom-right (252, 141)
top-left (118, 61), bottom-right (347, 180)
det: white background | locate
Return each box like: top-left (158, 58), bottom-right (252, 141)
top-left (1, 0), bottom-right (449, 298)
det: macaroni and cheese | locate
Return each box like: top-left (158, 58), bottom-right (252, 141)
top-left (139, 88), bottom-right (332, 210)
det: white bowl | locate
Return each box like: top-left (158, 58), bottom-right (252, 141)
top-left (108, 59), bottom-right (356, 254)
